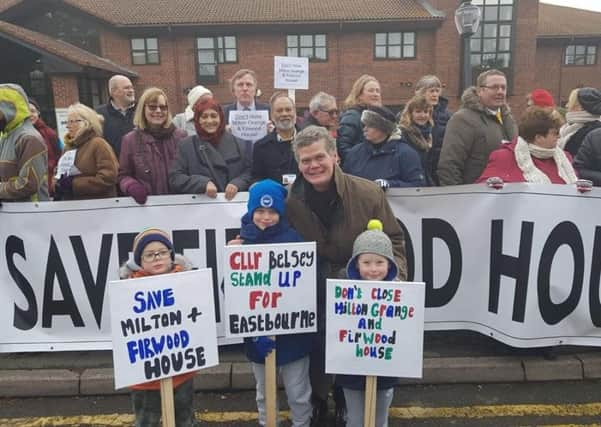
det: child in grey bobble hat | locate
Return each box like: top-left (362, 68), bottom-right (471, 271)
top-left (336, 219), bottom-right (399, 427)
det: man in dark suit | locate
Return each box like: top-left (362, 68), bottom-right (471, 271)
top-left (95, 75), bottom-right (135, 158)
top-left (223, 69), bottom-right (270, 124)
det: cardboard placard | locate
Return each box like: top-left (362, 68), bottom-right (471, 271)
top-left (325, 279), bottom-right (425, 378)
top-left (109, 269), bottom-right (219, 389)
top-left (274, 56), bottom-right (309, 90)
top-left (223, 242), bottom-right (317, 338)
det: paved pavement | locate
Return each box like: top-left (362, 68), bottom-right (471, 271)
top-left (1, 331), bottom-right (600, 398)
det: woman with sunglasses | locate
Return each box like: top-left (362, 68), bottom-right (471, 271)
top-left (119, 87), bottom-right (187, 204)
top-left (54, 103), bottom-right (118, 200)
top-left (169, 98), bottom-right (252, 200)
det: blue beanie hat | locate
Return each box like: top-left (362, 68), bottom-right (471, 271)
top-left (248, 179), bottom-right (287, 217)
top-left (133, 228), bottom-right (175, 266)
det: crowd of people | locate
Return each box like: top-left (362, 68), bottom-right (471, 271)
top-left (1, 67), bottom-right (600, 427)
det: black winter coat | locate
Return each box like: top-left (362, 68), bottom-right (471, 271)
top-left (95, 102), bottom-right (135, 157)
top-left (337, 106), bottom-right (365, 164)
top-left (564, 121), bottom-right (601, 157)
top-left (574, 127), bottom-right (601, 185)
top-left (251, 130), bottom-right (298, 184)
top-left (430, 97), bottom-right (451, 185)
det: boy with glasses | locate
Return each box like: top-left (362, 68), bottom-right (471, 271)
top-left (119, 228), bottom-right (197, 427)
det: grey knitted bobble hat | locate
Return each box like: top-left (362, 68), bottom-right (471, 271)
top-left (346, 219), bottom-right (399, 280)
top-left (361, 106), bottom-right (397, 136)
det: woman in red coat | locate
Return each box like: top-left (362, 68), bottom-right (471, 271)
top-left (477, 107), bottom-right (578, 184)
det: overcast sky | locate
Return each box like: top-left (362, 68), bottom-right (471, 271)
top-left (540, 0), bottom-right (601, 12)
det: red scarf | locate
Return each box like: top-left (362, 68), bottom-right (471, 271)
top-left (128, 263), bottom-right (184, 279)
top-left (193, 98), bottom-right (225, 146)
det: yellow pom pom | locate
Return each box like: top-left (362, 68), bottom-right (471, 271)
top-left (367, 219), bottom-right (383, 232)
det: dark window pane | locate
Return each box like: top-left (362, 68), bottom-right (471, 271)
top-left (300, 47), bottom-right (313, 57)
top-left (315, 47), bottom-right (327, 59)
top-left (471, 38), bottom-right (482, 51)
top-left (197, 38), bottom-right (213, 49)
top-left (497, 52), bottom-right (510, 67)
top-left (300, 35), bottom-right (313, 47)
top-left (403, 45), bottom-right (415, 58)
top-left (483, 39), bottom-right (497, 52)
top-left (566, 45), bottom-right (575, 55)
top-left (499, 6), bottom-right (512, 20)
top-left (483, 24), bottom-right (497, 38)
top-left (131, 38), bottom-right (144, 50)
top-left (315, 34), bottom-right (326, 46)
top-left (389, 45), bottom-right (401, 58)
top-left (575, 45), bottom-right (586, 55)
top-left (147, 52), bottom-right (159, 64)
top-left (146, 38), bottom-right (158, 50)
top-left (589, 46), bottom-right (597, 55)
top-left (484, 5), bottom-right (498, 21)
top-left (471, 54), bottom-right (481, 65)
top-left (225, 36), bottom-right (236, 48)
top-left (587, 54), bottom-right (596, 65)
top-left (575, 55), bottom-right (586, 65)
top-left (225, 49), bottom-right (237, 62)
top-left (199, 64), bottom-right (216, 76)
top-left (375, 46), bottom-right (387, 58)
top-left (198, 50), bottom-right (215, 63)
top-left (287, 35), bottom-right (298, 47)
top-left (132, 52), bottom-right (146, 64)
top-left (498, 38), bottom-right (510, 51)
top-left (499, 25), bottom-right (511, 37)
top-left (389, 32), bottom-right (402, 45)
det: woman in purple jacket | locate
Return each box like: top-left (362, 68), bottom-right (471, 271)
top-left (119, 87), bottom-right (187, 204)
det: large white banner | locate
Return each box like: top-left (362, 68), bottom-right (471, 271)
top-left (2, 184), bottom-right (601, 351)
top-left (109, 269), bottom-right (219, 389)
top-left (325, 279), bottom-right (425, 378)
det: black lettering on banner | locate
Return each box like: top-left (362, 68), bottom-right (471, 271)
top-left (589, 227), bottom-right (601, 327)
top-left (422, 218), bottom-right (462, 307)
top-left (43, 236), bottom-right (84, 328)
top-left (396, 219), bottom-right (414, 281)
top-left (489, 220), bottom-right (533, 322)
top-left (7, 236), bottom-right (37, 330)
top-left (172, 229), bottom-right (199, 257)
top-left (538, 221), bottom-right (584, 325)
top-left (70, 234), bottom-right (112, 328)
top-left (117, 233), bottom-right (137, 266)
top-left (204, 229), bottom-right (221, 323)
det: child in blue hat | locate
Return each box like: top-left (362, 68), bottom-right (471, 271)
top-left (234, 179), bottom-right (313, 426)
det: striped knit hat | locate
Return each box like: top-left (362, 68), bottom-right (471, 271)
top-left (132, 228), bottom-right (175, 266)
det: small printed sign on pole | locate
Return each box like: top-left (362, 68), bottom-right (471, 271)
top-left (274, 56), bottom-right (309, 90)
top-left (325, 279), bottom-right (425, 379)
top-left (108, 269), bottom-right (219, 390)
top-left (223, 242), bottom-right (317, 339)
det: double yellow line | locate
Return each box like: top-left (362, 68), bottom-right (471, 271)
top-left (3, 403), bottom-right (601, 426)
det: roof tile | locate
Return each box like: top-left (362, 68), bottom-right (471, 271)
top-left (538, 3), bottom-right (601, 38)
top-left (0, 19), bottom-right (137, 76)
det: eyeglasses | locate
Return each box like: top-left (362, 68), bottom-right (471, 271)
top-left (141, 249), bottom-right (172, 262)
top-left (66, 119), bottom-right (85, 125)
top-left (480, 85), bottom-right (507, 92)
top-left (146, 104), bottom-right (168, 112)
top-left (318, 107), bottom-right (339, 117)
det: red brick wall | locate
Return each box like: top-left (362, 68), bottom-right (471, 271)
top-left (50, 75), bottom-right (79, 108)
top-left (536, 39), bottom-right (601, 106)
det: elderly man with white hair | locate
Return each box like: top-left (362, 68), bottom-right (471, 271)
top-left (302, 92), bottom-right (338, 136)
top-left (95, 74), bottom-right (136, 157)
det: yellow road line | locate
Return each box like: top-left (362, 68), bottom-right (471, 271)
top-left (2, 403), bottom-right (601, 426)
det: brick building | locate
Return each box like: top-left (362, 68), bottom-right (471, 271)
top-left (0, 0), bottom-right (599, 128)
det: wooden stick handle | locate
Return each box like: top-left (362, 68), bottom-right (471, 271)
top-left (364, 376), bottom-right (377, 427)
top-left (265, 336), bottom-right (277, 427)
top-left (160, 377), bottom-right (176, 427)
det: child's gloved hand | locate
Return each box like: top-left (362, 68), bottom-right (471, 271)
top-left (253, 336), bottom-right (275, 358)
